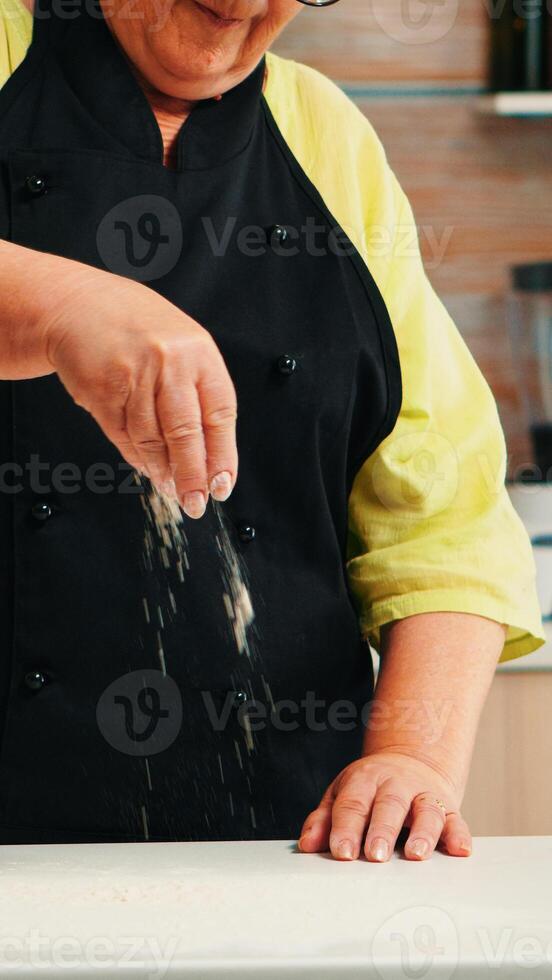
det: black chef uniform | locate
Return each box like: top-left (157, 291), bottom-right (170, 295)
top-left (0, 0), bottom-right (402, 843)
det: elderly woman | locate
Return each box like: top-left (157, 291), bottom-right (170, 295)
top-left (0, 0), bottom-right (544, 858)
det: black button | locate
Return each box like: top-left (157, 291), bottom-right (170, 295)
top-left (31, 501), bottom-right (52, 522)
top-left (269, 224), bottom-right (288, 245)
top-left (25, 174), bottom-right (47, 196)
top-left (24, 671), bottom-right (46, 692)
top-left (238, 524), bottom-right (256, 543)
top-left (276, 354), bottom-right (297, 376)
top-left (231, 690), bottom-right (248, 708)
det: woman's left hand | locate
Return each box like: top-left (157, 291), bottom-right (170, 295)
top-left (298, 750), bottom-right (472, 862)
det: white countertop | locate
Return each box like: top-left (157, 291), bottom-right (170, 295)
top-left (0, 838), bottom-right (551, 978)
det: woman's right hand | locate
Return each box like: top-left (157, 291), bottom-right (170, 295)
top-left (36, 262), bottom-right (238, 519)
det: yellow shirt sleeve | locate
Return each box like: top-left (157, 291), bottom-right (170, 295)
top-left (0, 0), bottom-right (32, 87)
top-left (265, 53), bottom-right (545, 665)
top-left (346, 170), bottom-right (545, 664)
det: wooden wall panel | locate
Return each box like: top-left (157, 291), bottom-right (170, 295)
top-left (354, 97), bottom-right (552, 470)
top-left (273, 0), bottom-right (487, 84)
top-left (358, 98), bottom-right (552, 295)
top-left (463, 672), bottom-right (552, 836)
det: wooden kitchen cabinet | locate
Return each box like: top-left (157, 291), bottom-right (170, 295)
top-left (463, 671), bottom-right (552, 836)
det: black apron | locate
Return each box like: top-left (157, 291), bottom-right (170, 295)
top-left (0, 0), bottom-right (402, 842)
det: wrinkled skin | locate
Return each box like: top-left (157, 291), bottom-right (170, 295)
top-left (103, 0), bottom-right (301, 99)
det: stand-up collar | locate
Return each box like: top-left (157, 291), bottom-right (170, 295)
top-left (36, 0), bottom-right (265, 170)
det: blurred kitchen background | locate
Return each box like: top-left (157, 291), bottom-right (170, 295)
top-left (274, 0), bottom-right (552, 836)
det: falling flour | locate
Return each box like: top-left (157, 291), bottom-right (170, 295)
top-left (136, 479), bottom-right (259, 834)
top-left (212, 500), bottom-right (255, 656)
top-left (140, 481), bottom-right (189, 584)
top-left (140, 481), bottom-right (255, 658)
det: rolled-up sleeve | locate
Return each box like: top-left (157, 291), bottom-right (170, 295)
top-left (347, 172), bottom-right (545, 664)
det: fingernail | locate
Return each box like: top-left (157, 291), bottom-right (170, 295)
top-left (182, 491), bottom-right (207, 519)
top-left (298, 826), bottom-right (314, 851)
top-left (409, 839), bottom-right (429, 859)
top-left (370, 838), bottom-right (389, 862)
top-left (210, 471), bottom-right (233, 502)
top-left (336, 840), bottom-right (354, 861)
top-left (458, 839), bottom-right (472, 855)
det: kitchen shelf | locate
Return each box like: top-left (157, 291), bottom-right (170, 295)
top-left (341, 82), bottom-right (485, 100)
top-left (478, 91), bottom-right (552, 116)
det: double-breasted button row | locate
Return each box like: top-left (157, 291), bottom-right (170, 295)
top-left (31, 501), bottom-right (53, 522)
top-left (268, 224), bottom-right (289, 246)
top-left (276, 354), bottom-right (297, 376)
top-left (238, 524), bottom-right (256, 544)
top-left (25, 174), bottom-right (47, 197)
top-left (24, 670), bottom-right (47, 692)
top-left (231, 690), bottom-right (248, 708)
top-left (232, 353), bottom-right (299, 547)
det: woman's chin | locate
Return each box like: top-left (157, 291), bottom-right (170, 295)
top-left (146, 35), bottom-right (249, 98)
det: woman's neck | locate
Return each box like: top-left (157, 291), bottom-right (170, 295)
top-left (19, 0), bottom-right (223, 168)
top-left (131, 69), bottom-right (198, 169)
top-left (127, 58), bottom-right (266, 170)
